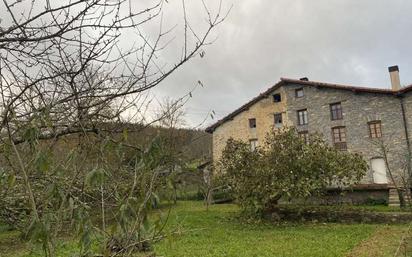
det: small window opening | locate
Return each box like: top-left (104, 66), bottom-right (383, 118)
top-left (332, 126), bottom-right (347, 151)
top-left (297, 109), bottom-right (308, 125)
top-left (330, 102), bottom-right (343, 120)
top-left (368, 121), bottom-right (382, 138)
top-left (249, 118), bottom-right (256, 128)
top-left (273, 93), bottom-right (282, 102)
top-left (295, 88), bottom-right (304, 98)
top-left (274, 113), bottom-right (283, 127)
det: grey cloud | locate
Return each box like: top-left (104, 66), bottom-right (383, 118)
top-left (154, 0), bottom-right (412, 127)
top-left (3, 0), bottom-right (412, 128)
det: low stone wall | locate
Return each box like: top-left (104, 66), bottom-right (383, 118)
top-left (280, 185), bottom-right (390, 205)
top-left (264, 206), bottom-right (412, 224)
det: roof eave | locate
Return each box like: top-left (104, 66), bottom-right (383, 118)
top-left (205, 81), bottom-right (285, 133)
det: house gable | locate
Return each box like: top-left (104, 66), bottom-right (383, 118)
top-left (210, 86), bottom-right (287, 161)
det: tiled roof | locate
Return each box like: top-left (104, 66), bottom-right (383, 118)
top-left (205, 78), bottom-right (412, 133)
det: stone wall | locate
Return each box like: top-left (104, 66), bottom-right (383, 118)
top-left (284, 83), bottom-right (409, 184)
top-left (212, 87), bottom-right (289, 161)
top-left (280, 189), bottom-right (389, 205)
top-left (264, 205), bottom-right (412, 224)
top-left (211, 82), bottom-right (412, 185)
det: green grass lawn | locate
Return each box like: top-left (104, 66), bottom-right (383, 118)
top-left (0, 201), bottom-right (408, 257)
top-left (154, 202), bottom-right (389, 257)
top-left (0, 222), bottom-right (81, 257)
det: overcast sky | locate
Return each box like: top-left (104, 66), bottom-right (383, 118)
top-left (150, 0), bottom-right (412, 128)
top-left (2, 0), bottom-right (411, 128)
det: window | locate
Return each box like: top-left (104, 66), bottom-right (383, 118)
top-left (332, 126), bottom-right (347, 150)
top-left (250, 139), bottom-right (258, 151)
top-left (274, 113), bottom-right (283, 127)
top-left (299, 131), bottom-right (309, 144)
top-left (249, 118), bottom-right (256, 128)
top-left (295, 88), bottom-right (304, 98)
top-left (368, 121), bottom-right (382, 138)
top-left (297, 109), bottom-right (308, 125)
top-left (330, 102), bottom-right (343, 120)
top-left (273, 93), bottom-right (282, 102)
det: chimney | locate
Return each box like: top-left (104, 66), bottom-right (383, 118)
top-left (300, 77), bottom-right (309, 81)
top-left (388, 65), bottom-right (401, 90)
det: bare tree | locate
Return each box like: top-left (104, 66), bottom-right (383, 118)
top-left (155, 96), bottom-right (187, 129)
top-left (0, 0), bottom-right (230, 255)
top-left (0, 0), bottom-right (230, 143)
top-left (370, 137), bottom-right (411, 208)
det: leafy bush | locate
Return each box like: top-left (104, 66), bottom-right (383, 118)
top-left (212, 187), bottom-right (233, 203)
top-left (217, 128), bottom-right (368, 217)
top-left (0, 134), bottom-right (178, 256)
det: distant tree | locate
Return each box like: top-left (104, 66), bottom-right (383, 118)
top-left (156, 97), bottom-right (187, 129)
top-left (218, 128), bottom-right (368, 217)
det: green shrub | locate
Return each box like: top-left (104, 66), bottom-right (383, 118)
top-left (217, 128), bottom-right (368, 217)
top-left (212, 187), bottom-right (233, 203)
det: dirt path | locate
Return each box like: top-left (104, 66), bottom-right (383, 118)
top-left (346, 225), bottom-right (409, 257)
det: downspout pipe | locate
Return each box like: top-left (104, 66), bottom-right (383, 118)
top-left (400, 96), bottom-right (412, 180)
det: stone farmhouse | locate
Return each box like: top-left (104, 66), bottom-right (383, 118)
top-left (206, 66), bottom-right (412, 206)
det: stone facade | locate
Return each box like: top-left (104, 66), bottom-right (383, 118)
top-left (211, 87), bottom-right (289, 161)
top-left (285, 83), bottom-right (409, 184)
top-left (207, 78), bottom-right (412, 187)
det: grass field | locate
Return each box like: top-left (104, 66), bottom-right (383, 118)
top-left (154, 202), bottom-right (407, 257)
top-left (0, 201), bottom-right (409, 257)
